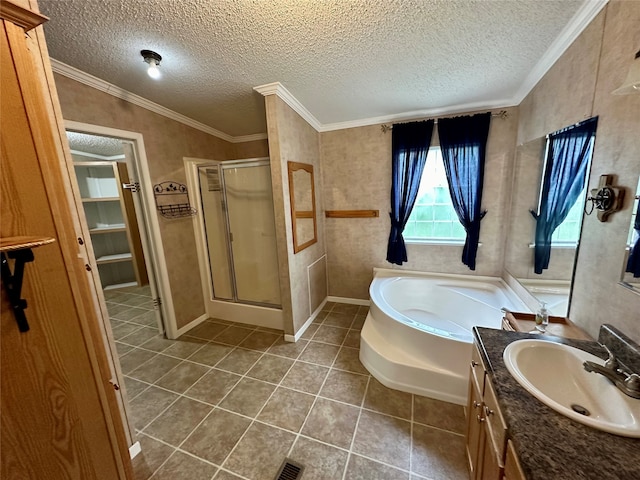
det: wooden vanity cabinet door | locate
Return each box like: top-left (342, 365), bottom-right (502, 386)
top-left (504, 440), bottom-right (526, 480)
top-left (466, 375), bottom-right (485, 479)
top-left (466, 344), bottom-right (487, 479)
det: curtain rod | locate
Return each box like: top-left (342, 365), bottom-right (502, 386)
top-left (380, 110), bottom-right (509, 133)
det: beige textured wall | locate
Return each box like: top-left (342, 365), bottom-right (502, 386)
top-left (320, 107), bottom-right (519, 299)
top-left (517, 1), bottom-right (640, 342)
top-left (234, 139), bottom-right (269, 159)
top-left (55, 74), bottom-right (240, 330)
top-left (264, 96), bottom-right (327, 334)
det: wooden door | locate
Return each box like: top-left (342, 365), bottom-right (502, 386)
top-left (0, 1), bottom-right (132, 478)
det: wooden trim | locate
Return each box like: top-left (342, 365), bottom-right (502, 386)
top-left (0, 0), bottom-right (48, 31)
top-left (294, 211), bottom-right (314, 219)
top-left (325, 209), bottom-right (380, 218)
top-left (287, 161), bottom-right (318, 254)
top-left (6, 3), bottom-right (133, 476)
top-left (116, 162), bottom-right (148, 286)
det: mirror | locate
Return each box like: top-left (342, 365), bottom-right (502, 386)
top-left (621, 177), bottom-right (640, 291)
top-left (505, 123), bottom-right (596, 316)
top-left (287, 161), bottom-right (317, 253)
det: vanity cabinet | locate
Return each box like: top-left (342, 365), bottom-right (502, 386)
top-left (466, 342), bottom-right (510, 480)
top-left (504, 440), bottom-right (526, 480)
top-left (74, 160), bottom-right (147, 289)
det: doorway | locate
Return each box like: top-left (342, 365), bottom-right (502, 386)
top-left (65, 121), bottom-right (174, 336)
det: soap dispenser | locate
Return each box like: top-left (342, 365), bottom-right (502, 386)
top-left (535, 301), bottom-right (549, 333)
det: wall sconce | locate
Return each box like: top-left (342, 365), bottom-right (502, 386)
top-left (141, 49), bottom-right (162, 79)
top-left (585, 174), bottom-right (625, 222)
top-left (612, 49), bottom-right (640, 95)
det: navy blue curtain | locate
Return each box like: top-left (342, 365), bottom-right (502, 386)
top-left (386, 120), bottom-right (434, 265)
top-left (437, 112), bottom-right (491, 270)
top-left (532, 117), bottom-right (598, 274)
top-left (626, 200), bottom-right (640, 277)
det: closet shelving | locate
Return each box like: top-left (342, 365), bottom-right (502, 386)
top-left (73, 160), bottom-right (147, 289)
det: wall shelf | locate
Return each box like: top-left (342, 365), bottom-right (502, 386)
top-left (96, 252), bottom-right (133, 265)
top-left (81, 197), bottom-right (120, 203)
top-left (89, 225), bottom-right (126, 234)
top-left (1, 236), bottom-right (55, 332)
top-left (325, 209), bottom-right (380, 218)
top-left (73, 161), bottom-right (148, 288)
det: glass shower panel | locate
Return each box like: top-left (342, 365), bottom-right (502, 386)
top-left (223, 164), bottom-right (281, 306)
top-left (198, 167), bottom-right (233, 300)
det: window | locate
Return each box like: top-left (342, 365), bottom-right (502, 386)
top-left (538, 135), bottom-right (594, 248)
top-left (403, 147), bottom-right (466, 243)
top-left (549, 187), bottom-right (586, 246)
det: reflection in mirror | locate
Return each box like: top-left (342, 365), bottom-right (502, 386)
top-left (287, 161), bottom-right (317, 253)
top-left (621, 177), bottom-right (640, 291)
top-left (505, 121), bottom-right (597, 316)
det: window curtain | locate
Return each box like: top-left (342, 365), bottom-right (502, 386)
top-left (626, 200), bottom-right (640, 277)
top-left (386, 120), bottom-right (434, 265)
top-left (437, 112), bottom-right (491, 270)
top-left (532, 117), bottom-right (598, 274)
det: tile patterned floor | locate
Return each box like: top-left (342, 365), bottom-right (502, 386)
top-left (105, 291), bottom-right (468, 480)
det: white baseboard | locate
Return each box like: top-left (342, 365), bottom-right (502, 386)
top-left (284, 298), bottom-right (328, 342)
top-left (327, 295), bottom-right (370, 306)
top-left (129, 441), bottom-right (141, 459)
top-left (174, 313), bottom-right (209, 338)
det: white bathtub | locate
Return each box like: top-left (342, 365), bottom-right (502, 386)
top-left (360, 269), bottom-right (528, 405)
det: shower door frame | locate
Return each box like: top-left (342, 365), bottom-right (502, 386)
top-left (184, 157), bottom-right (284, 331)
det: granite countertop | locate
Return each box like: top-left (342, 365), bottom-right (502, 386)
top-left (473, 327), bottom-right (640, 480)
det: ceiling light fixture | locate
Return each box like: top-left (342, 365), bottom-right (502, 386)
top-left (612, 49), bottom-right (640, 95)
top-left (141, 49), bottom-right (162, 80)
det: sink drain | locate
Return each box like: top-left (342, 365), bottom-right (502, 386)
top-left (571, 404), bottom-right (591, 416)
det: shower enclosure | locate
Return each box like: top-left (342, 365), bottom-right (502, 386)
top-left (197, 158), bottom-right (281, 309)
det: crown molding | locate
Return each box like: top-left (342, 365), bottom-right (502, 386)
top-left (254, 82), bottom-right (323, 132)
top-left (50, 59), bottom-right (267, 144)
top-left (319, 98), bottom-right (518, 132)
top-left (512, 0), bottom-right (609, 104)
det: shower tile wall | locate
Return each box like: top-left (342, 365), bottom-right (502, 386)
top-left (108, 300), bottom-right (468, 480)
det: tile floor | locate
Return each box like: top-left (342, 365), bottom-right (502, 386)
top-left (105, 288), bottom-right (468, 480)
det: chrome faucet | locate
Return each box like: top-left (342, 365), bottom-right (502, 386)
top-left (583, 344), bottom-right (640, 399)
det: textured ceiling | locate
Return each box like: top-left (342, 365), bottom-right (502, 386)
top-left (67, 131), bottom-right (125, 157)
top-left (40, 0), bottom-right (586, 137)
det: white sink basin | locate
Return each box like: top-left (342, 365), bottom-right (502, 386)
top-left (503, 339), bottom-right (640, 437)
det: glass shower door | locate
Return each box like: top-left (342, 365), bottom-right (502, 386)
top-left (198, 160), bottom-right (280, 307)
top-left (223, 163), bottom-right (281, 306)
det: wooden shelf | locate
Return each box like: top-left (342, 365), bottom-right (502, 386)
top-left (502, 311), bottom-right (591, 340)
top-left (0, 236), bottom-right (55, 252)
top-left (325, 210), bottom-right (379, 218)
top-left (81, 197), bottom-right (120, 203)
top-left (96, 253), bottom-right (133, 265)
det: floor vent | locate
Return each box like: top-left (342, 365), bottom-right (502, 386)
top-left (275, 458), bottom-right (304, 480)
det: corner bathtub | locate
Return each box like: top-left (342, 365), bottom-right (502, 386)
top-left (360, 269), bottom-right (527, 405)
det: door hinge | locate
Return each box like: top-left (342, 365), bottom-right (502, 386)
top-left (122, 182), bottom-right (141, 193)
top-left (230, 232), bottom-right (234, 242)
top-left (152, 297), bottom-right (162, 309)
top-left (109, 379), bottom-right (120, 391)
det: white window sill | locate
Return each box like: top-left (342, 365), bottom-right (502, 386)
top-left (406, 239), bottom-right (481, 247)
top-left (528, 243), bottom-right (578, 249)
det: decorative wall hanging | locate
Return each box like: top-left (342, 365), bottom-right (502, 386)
top-left (153, 181), bottom-right (197, 218)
